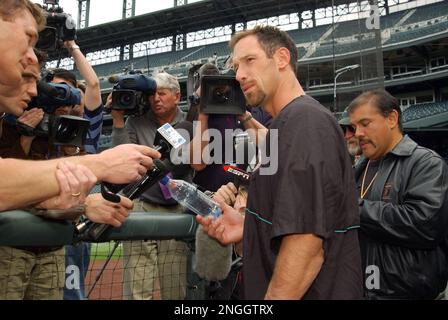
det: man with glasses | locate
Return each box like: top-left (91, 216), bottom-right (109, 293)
top-left (339, 108), bottom-right (362, 165)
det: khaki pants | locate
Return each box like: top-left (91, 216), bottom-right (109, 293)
top-left (0, 246), bottom-right (65, 300)
top-left (122, 200), bottom-right (189, 300)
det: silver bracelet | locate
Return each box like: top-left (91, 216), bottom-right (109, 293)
top-left (68, 44), bottom-right (80, 54)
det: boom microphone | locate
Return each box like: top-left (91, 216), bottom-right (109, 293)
top-left (194, 224), bottom-right (233, 281)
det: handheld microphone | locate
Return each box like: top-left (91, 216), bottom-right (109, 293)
top-left (80, 121), bottom-right (193, 241)
top-left (193, 132), bottom-right (254, 280)
top-left (223, 165), bottom-right (251, 185)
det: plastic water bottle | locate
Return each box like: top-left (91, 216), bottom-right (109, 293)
top-left (160, 176), bottom-right (222, 219)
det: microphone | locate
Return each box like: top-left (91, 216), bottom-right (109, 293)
top-left (233, 132), bottom-right (256, 171)
top-left (102, 120), bottom-right (193, 201)
top-left (80, 121), bottom-right (194, 240)
top-left (223, 165), bottom-right (250, 185)
top-left (194, 132), bottom-right (254, 280)
top-left (194, 224), bottom-right (233, 281)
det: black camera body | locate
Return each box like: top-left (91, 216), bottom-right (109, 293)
top-left (21, 81), bottom-right (88, 147)
top-left (36, 0), bottom-right (76, 52)
top-left (29, 81), bottom-right (81, 113)
top-left (111, 74), bottom-right (157, 116)
top-left (33, 114), bottom-right (89, 147)
top-left (200, 75), bottom-right (246, 115)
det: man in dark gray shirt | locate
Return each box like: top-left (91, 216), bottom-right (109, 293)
top-left (111, 72), bottom-right (192, 300)
top-left (197, 26), bottom-right (363, 299)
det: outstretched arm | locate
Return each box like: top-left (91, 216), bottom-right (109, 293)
top-left (64, 40), bottom-right (101, 111)
top-left (0, 144), bottom-right (160, 211)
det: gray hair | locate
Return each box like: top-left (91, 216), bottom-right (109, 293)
top-left (153, 72), bottom-right (180, 93)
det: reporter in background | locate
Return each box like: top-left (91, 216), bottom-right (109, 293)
top-left (35, 39), bottom-right (105, 299)
top-left (111, 72), bottom-right (193, 300)
top-left (0, 1), bottom-right (159, 212)
top-left (339, 108), bottom-right (362, 165)
top-left (55, 40), bottom-right (106, 300)
top-left (189, 63), bottom-right (269, 299)
top-left (189, 63), bottom-right (268, 192)
top-left (63, 40), bottom-right (104, 155)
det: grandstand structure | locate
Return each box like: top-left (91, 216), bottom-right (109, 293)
top-left (50, 0), bottom-right (448, 153)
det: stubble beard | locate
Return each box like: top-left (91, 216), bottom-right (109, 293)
top-left (245, 88), bottom-right (266, 108)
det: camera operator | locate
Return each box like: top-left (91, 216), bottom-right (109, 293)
top-left (63, 40), bottom-right (104, 155)
top-left (50, 38), bottom-right (111, 299)
top-left (109, 72), bottom-right (193, 300)
top-left (187, 63), bottom-right (270, 299)
top-left (0, 1), bottom-right (160, 213)
top-left (190, 63), bottom-right (268, 192)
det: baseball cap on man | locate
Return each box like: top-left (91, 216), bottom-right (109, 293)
top-left (338, 108), bottom-right (351, 126)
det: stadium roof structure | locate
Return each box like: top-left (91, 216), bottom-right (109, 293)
top-left (74, 0), bottom-right (356, 56)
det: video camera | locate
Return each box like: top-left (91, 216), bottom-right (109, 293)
top-left (109, 74), bottom-right (157, 116)
top-left (29, 81), bottom-right (81, 114)
top-left (80, 122), bottom-right (193, 241)
top-left (18, 80), bottom-right (89, 147)
top-left (186, 64), bottom-right (246, 117)
top-left (36, 0), bottom-right (77, 53)
top-left (199, 74), bottom-right (246, 115)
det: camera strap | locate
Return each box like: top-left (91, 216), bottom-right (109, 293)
top-left (15, 121), bottom-right (36, 137)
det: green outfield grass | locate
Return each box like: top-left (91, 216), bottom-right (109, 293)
top-left (90, 242), bottom-right (122, 261)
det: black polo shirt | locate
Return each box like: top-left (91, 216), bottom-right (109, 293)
top-left (243, 95), bottom-right (363, 299)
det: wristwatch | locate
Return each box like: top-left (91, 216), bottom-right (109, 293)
top-left (240, 113), bottom-right (253, 124)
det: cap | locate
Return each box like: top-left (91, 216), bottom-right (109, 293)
top-left (160, 176), bottom-right (170, 185)
top-left (338, 108), bottom-right (351, 126)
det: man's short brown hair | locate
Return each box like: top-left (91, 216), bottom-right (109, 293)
top-left (229, 25), bottom-right (298, 73)
top-left (34, 48), bottom-right (47, 68)
top-left (0, 0), bottom-right (46, 31)
top-left (347, 89), bottom-right (403, 132)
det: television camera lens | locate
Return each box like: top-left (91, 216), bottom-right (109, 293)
top-left (36, 27), bottom-right (58, 51)
top-left (211, 86), bottom-right (231, 104)
top-left (54, 119), bottom-right (78, 143)
top-left (118, 92), bottom-right (135, 109)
